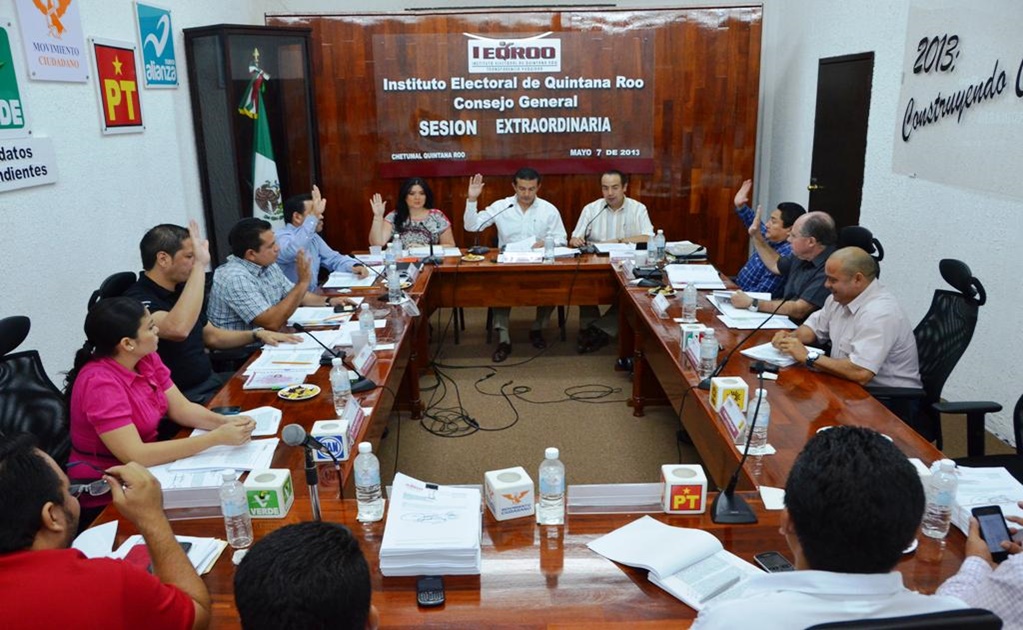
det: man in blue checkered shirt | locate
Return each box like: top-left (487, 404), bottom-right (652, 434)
top-left (732, 179), bottom-right (805, 297)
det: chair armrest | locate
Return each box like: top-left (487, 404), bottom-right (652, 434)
top-left (864, 386), bottom-right (926, 400)
top-left (932, 400), bottom-right (1003, 415)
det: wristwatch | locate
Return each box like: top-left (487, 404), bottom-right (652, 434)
top-left (251, 327), bottom-right (264, 343)
top-left (748, 298), bottom-right (759, 312)
top-left (805, 349), bottom-right (822, 368)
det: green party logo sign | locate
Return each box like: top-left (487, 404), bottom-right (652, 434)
top-left (0, 25), bottom-right (27, 133)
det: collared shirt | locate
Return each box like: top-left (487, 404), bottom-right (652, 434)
top-left (693, 570), bottom-right (967, 630)
top-left (208, 255), bottom-right (294, 330)
top-left (937, 554), bottom-right (1023, 626)
top-left (571, 197), bottom-right (654, 243)
top-left (276, 216), bottom-right (359, 291)
top-left (385, 208), bottom-right (452, 247)
top-left (68, 354), bottom-right (172, 507)
top-left (0, 548), bottom-right (195, 630)
top-left (464, 195), bottom-right (566, 247)
top-left (804, 279), bottom-right (923, 388)
top-left (778, 245), bottom-right (834, 313)
top-left (734, 204), bottom-right (793, 297)
top-left (124, 273), bottom-right (212, 390)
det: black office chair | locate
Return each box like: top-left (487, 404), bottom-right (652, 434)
top-left (0, 317), bottom-right (70, 466)
top-left (838, 225), bottom-right (884, 275)
top-left (868, 259), bottom-right (991, 449)
top-left (955, 392), bottom-right (1023, 483)
top-left (807, 607), bottom-right (1002, 629)
top-left (87, 271), bottom-right (137, 310)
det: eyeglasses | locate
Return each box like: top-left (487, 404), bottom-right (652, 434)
top-left (66, 461), bottom-right (112, 498)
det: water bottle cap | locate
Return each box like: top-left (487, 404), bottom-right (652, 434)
top-left (358, 442), bottom-right (372, 454)
top-left (657, 229), bottom-right (663, 234)
top-left (361, 303), bottom-right (369, 310)
top-left (754, 388), bottom-right (768, 398)
top-left (331, 357), bottom-right (343, 367)
top-left (938, 459), bottom-right (956, 472)
top-left (703, 329), bottom-right (715, 339)
top-left (545, 447), bottom-right (559, 459)
top-left (221, 469), bottom-right (235, 481)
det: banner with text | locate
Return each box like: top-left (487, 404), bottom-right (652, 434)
top-left (13, 0), bottom-right (87, 82)
top-left (0, 136), bottom-right (58, 192)
top-left (373, 31), bottom-right (654, 178)
top-left (893, 0), bottom-right (1023, 198)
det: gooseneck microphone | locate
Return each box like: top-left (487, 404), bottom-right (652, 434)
top-left (578, 203), bottom-right (610, 255)
top-left (292, 323), bottom-right (376, 393)
top-left (697, 296), bottom-right (790, 390)
top-left (283, 423), bottom-right (341, 518)
top-left (468, 202), bottom-right (515, 255)
top-left (350, 254), bottom-right (412, 304)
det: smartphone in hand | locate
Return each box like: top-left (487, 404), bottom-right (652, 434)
top-left (972, 505), bottom-right (1012, 563)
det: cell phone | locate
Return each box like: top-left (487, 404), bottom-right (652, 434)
top-left (211, 406), bottom-right (241, 415)
top-left (754, 551), bottom-right (795, 573)
top-left (972, 505), bottom-right (1012, 563)
top-left (333, 303), bottom-right (356, 313)
top-left (416, 575), bottom-right (445, 607)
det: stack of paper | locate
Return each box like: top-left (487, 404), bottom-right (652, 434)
top-left (951, 466), bottom-right (1023, 535)
top-left (408, 246), bottom-right (462, 258)
top-left (73, 522), bottom-right (227, 576)
top-left (148, 465), bottom-right (239, 510)
top-left (287, 302), bottom-right (362, 326)
top-left (708, 292), bottom-right (797, 330)
top-left (323, 270), bottom-right (378, 289)
top-left (167, 439), bottom-right (280, 473)
top-left (379, 473), bottom-right (482, 576)
top-left (740, 342), bottom-right (823, 368)
top-left (664, 264), bottom-right (726, 289)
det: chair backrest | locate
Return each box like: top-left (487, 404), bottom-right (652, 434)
top-left (913, 259), bottom-right (985, 403)
top-left (0, 315), bottom-right (31, 358)
top-left (87, 271), bottom-right (138, 310)
top-left (0, 350), bottom-right (70, 466)
top-left (838, 225), bottom-right (885, 261)
top-left (807, 607), bottom-right (1002, 629)
top-left (1014, 392), bottom-right (1023, 457)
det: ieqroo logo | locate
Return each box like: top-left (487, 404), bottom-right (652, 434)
top-left (466, 32), bottom-right (561, 74)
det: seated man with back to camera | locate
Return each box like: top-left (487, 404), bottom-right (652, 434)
top-left (569, 169), bottom-right (653, 353)
top-left (464, 167), bottom-right (567, 363)
top-left (277, 185), bottom-right (370, 291)
top-left (694, 426), bottom-right (966, 628)
top-left (0, 433), bottom-right (211, 629)
top-left (125, 221), bottom-right (299, 403)
top-left (730, 210), bottom-right (836, 322)
top-left (731, 179), bottom-right (805, 297)
top-left (234, 521), bottom-right (379, 630)
top-left (770, 247), bottom-right (922, 389)
top-left (208, 217), bottom-right (353, 331)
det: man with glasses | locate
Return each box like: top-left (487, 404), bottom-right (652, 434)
top-left (730, 179), bottom-right (805, 297)
top-left (730, 211), bottom-right (836, 322)
top-left (0, 433), bottom-right (211, 629)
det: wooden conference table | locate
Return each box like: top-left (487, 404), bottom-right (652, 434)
top-left (95, 251), bottom-right (965, 628)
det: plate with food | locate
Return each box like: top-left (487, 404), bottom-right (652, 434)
top-left (461, 253), bottom-right (485, 262)
top-left (381, 279), bottom-right (413, 289)
top-left (276, 384), bottom-right (321, 401)
top-left (647, 286), bottom-right (676, 297)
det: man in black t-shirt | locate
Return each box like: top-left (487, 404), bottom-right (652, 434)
top-left (124, 221), bottom-right (299, 403)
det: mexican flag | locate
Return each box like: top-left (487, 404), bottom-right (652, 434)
top-left (238, 54), bottom-right (283, 226)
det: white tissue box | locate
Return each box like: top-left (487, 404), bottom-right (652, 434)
top-left (661, 464), bottom-right (708, 514)
top-left (484, 466), bottom-right (535, 521)
top-left (310, 419), bottom-right (351, 463)
top-left (244, 469), bottom-right (295, 519)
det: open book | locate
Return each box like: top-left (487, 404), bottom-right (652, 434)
top-left (587, 515), bottom-right (760, 610)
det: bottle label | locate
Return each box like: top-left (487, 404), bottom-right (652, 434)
top-left (540, 477), bottom-right (563, 495)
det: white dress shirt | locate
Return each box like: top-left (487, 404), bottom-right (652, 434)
top-left (464, 195), bottom-right (566, 247)
top-left (571, 197), bottom-right (654, 242)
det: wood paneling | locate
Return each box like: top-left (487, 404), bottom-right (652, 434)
top-left (268, 8), bottom-right (761, 275)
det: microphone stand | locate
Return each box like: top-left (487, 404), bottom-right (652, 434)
top-left (422, 241), bottom-right (442, 265)
top-left (468, 202), bottom-right (514, 255)
top-left (710, 361), bottom-right (773, 524)
top-left (283, 424), bottom-right (343, 501)
top-left (304, 447), bottom-right (323, 521)
top-left (578, 203), bottom-right (609, 255)
top-left (292, 323), bottom-right (376, 392)
top-left (698, 297), bottom-right (790, 390)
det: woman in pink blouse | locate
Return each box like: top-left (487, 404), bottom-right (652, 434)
top-left (369, 177), bottom-right (456, 248)
top-left (66, 297), bottom-right (254, 515)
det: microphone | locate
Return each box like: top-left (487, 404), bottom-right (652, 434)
top-left (422, 240), bottom-right (442, 266)
top-left (350, 254), bottom-right (410, 304)
top-left (282, 423), bottom-right (339, 516)
top-left (282, 423), bottom-right (335, 460)
top-left (698, 296), bottom-right (790, 390)
top-left (578, 203), bottom-right (609, 255)
top-left (293, 323), bottom-right (376, 393)
top-left (468, 202), bottom-right (514, 255)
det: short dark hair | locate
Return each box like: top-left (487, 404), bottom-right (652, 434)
top-left (235, 522), bottom-right (371, 630)
top-left (229, 218), bottom-right (273, 259)
top-left (785, 426), bottom-right (924, 574)
top-left (513, 167), bottom-right (541, 185)
top-left (0, 433), bottom-right (63, 554)
top-left (800, 212), bottom-right (837, 246)
top-left (283, 194), bottom-right (312, 226)
top-left (139, 224), bottom-right (189, 271)
top-left (776, 202), bottom-right (805, 229)
top-left (602, 169), bottom-right (629, 186)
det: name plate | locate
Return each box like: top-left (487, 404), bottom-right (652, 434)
top-left (401, 296), bottom-right (420, 317)
top-left (621, 259), bottom-right (636, 279)
top-left (718, 396), bottom-right (747, 442)
top-left (406, 263), bottom-right (420, 283)
top-left (651, 294), bottom-right (670, 319)
top-left (684, 335), bottom-right (701, 371)
top-left (353, 343), bottom-right (376, 374)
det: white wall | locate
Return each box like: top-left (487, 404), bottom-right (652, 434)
top-left (4, 0), bottom-right (1018, 440)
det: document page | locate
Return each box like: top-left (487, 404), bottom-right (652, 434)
top-left (664, 264), bottom-right (727, 289)
top-left (587, 515), bottom-right (722, 577)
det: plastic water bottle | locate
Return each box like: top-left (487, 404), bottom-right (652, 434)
top-left (746, 388), bottom-right (771, 450)
top-left (646, 232), bottom-right (656, 261)
top-left (384, 238), bottom-right (396, 268)
top-left (922, 459), bottom-right (959, 539)
top-left (390, 232), bottom-right (403, 260)
top-left (219, 469), bottom-right (253, 548)
top-left (354, 442), bottom-right (384, 522)
top-left (330, 357), bottom-right (351, 417)
top-left (538, 447), bottom-right (565, 525)
top-left (543, 234), bottom-right (555, 263)
top-left (682, 282), bottom-right (698, 323)
top-left (386, 262), bottom-right (402, 303)
top-left (698, 329), bottom-right (718, 379)
top-left (654, 229), bottom-right (666, 262)
top-left (359, 303), bottom-right (377, 347)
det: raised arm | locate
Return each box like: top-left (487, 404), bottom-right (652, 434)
top-left (151, 220), bottom-right (208, 341)
top-left (747, 207), bottom-right (782, 274)
top-left (368, 193), bottom-right (392, 246)
top-left (463, 173), bottom-right (486, 232)
top-left (249, 254), bottom-right (312, 330)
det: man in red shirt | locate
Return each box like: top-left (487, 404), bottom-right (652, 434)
top-left (0, 433), bottom-right (210, 629)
